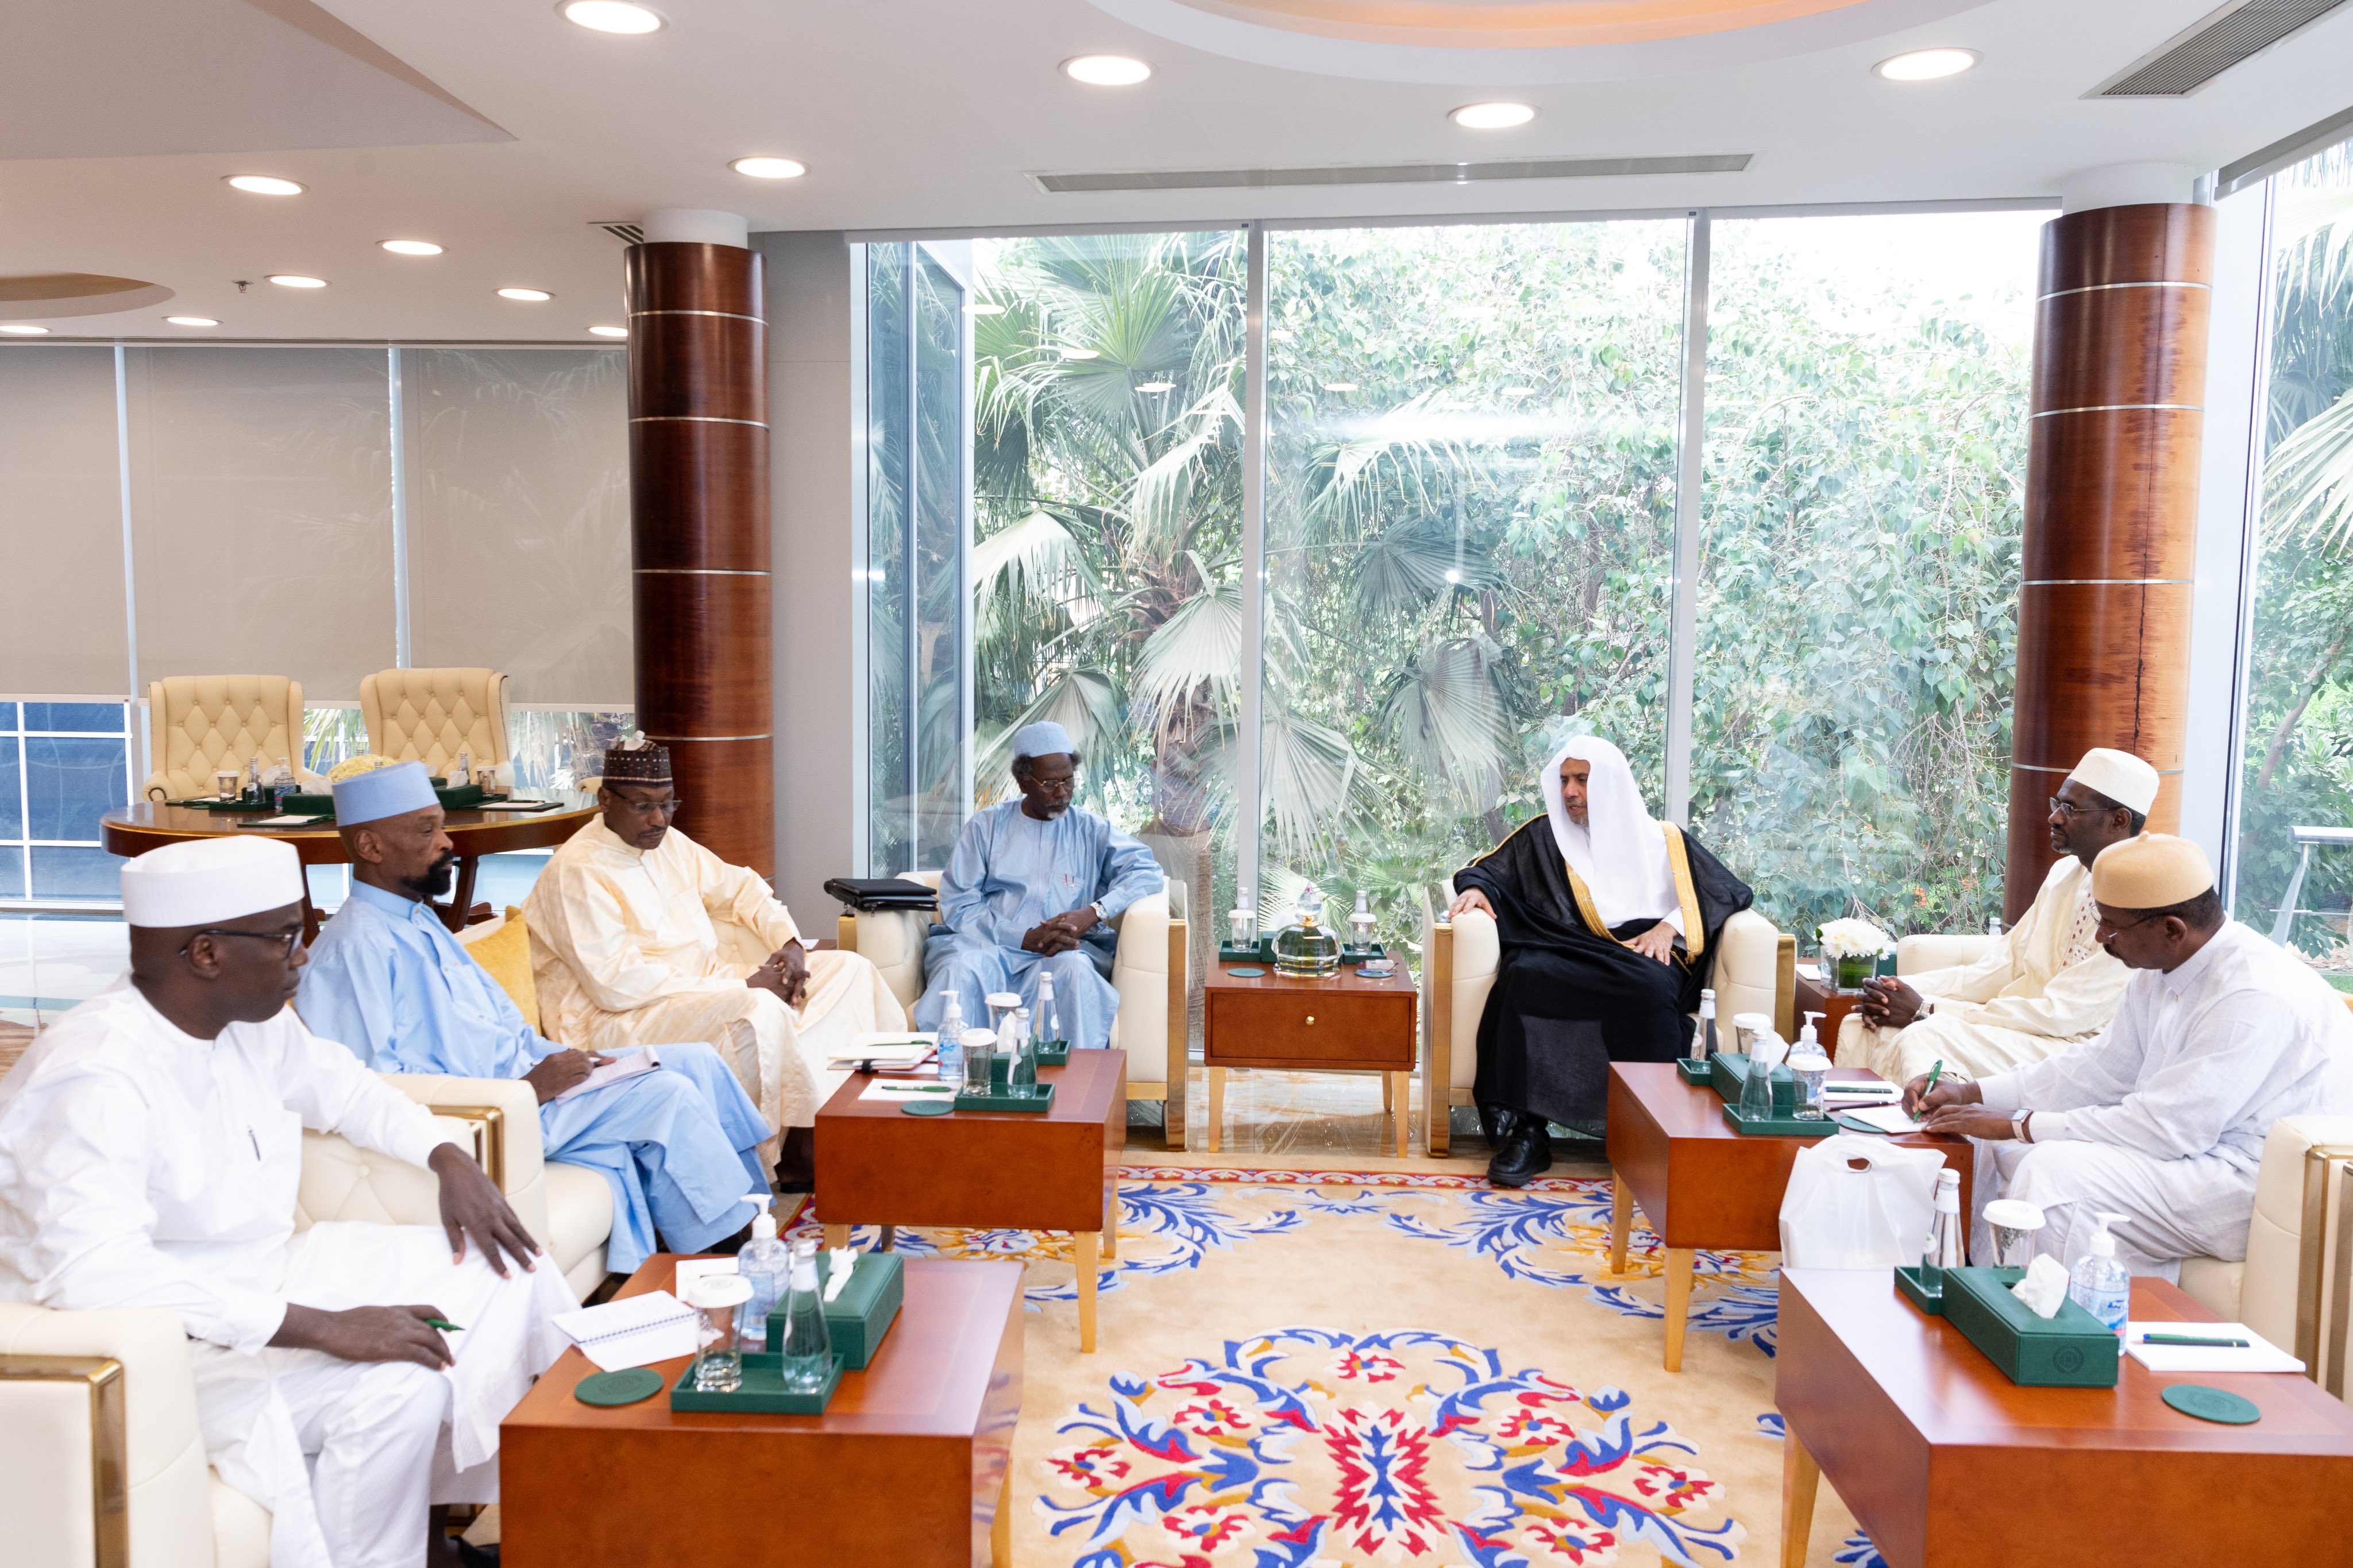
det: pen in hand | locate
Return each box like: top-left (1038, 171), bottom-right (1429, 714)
top-left (425, 1317), bottom-right (465, 1333)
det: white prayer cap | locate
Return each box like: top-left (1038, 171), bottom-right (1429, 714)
top-left (119, 836), bottom-right (305, 928)
top-left (330, 759), bottom-right (438, 827)
top-left (2066, 747), bottom-right (2159, 815)
top-left (2092, 833), bottom-right (2213, 910)
top-left (1012, 721), bottom-right (1074, 760)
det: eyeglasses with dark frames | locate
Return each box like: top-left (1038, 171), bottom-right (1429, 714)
top-left (182, 927), bottom-right (304, 961)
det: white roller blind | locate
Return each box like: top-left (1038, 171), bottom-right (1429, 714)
top-left (405, 348), bottom-right (632, 706)
top-left (123, 346), bottom-right (395, 701)
top-left (0, 347), bottom-right (129, 694)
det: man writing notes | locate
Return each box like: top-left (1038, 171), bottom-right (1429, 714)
top-left (0, 837), bottom-right (573, 1568)
top-left (912, 722), bottom-right (1163, 1051)
top-left (1448, 737), bottom-right (1754, 1187)
top-left (524, 742), bottom-right (904, 1186)
top-left (299, 761), bottom-right (773, 1273)
top-left (1912, 834), bottom-right (2353, 1277)
top-left (1838, 747), bottom-right (2151, 1085)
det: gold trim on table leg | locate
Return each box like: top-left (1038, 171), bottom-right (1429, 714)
top-left (1206, 1067), bottom-right (1225, 1154)
top-left (1662, 1248), bottom-right (1694, 1373)
top-left (433, 1104), bottom-right (509, 1191)
top-left (1392, 1072), bottom-right (1411, 1157)
top-left (1166, 916), bottom-right (1188, 1151)
top-left (1780, 1431), bottom-right (1820, 1568)
top-left (835, 913), bottom-right (859, 955)
top-left (1609, 1176), bottom-right (1631, 1276)
top-left (1426, 920), bottom-right (1453, 1157)
top-left (2295, 1142), bottom-right (2353, 1384)
top-left (1075, 1231), bottom-right (1100, 1353)
top-left (2331, 1163), bottom-right (2353, 1400)
top-left (991, 1469), bottom-right (1012, 1567)
top-left (0, 1354), bottom-right (127, 1568)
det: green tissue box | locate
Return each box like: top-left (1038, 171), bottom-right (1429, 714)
top-left (1943, 1266), bottom-right (2120, 1387)
top-left (769, 1249), bottom-right (904, 1370)
top-left (1709, 1052), bottom-right (1796, 1114)
top-left (433, 785), bottom-right (504, 810)
top-left (668, 1350), bottom-right (844, 1413)
top-left (279, 793), bottom-right (334, 816)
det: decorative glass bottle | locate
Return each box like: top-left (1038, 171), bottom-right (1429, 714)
top-left (1272, 886), bottom-right (1343, 979)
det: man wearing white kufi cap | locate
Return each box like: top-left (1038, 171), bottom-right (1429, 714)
top-left (1912, 833), bottom-right (2353, 1279)
top-left (0, 836), bottom-right (574, 1568)
top-left (1837, 747), bottom-right (2156, 1088)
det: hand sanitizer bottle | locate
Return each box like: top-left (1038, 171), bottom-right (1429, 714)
top-left (936, 994), bottom-right (964, 1084)
top-left (1689, 988), bottom-right (1718, 1062)
top-left (2067, 1211), bottom-right (2131, 1333)
top-left (735, 1194), bottom-right (788, 1353)
top-left (1036, 970), bottom-right (1063, 1048)
top-left (778, 1235), bottom-right (833, 1392)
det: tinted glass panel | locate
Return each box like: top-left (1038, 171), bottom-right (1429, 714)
top-left (0, 741), bottom-right (19, 841)
top-left (25, 737), bottom-right (128, 841)
top-left (24, 703), bottom-right (126, 734)
top-left (30, 847), bottom-right (124, 899)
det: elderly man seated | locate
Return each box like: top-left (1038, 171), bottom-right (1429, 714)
top-left (299, 761), bottom-right (773, 1273)
top-left (524, 741), bottom-right (904, 1187)
top-left (1839, 747), bottom-right (2152, 1086)
top-left (911, 721), bottom-right (1163, 1051)
top-left (0, 837), bottom-right (573, 1568)
top-left (1912, 833), bottom-right (2353, 1279)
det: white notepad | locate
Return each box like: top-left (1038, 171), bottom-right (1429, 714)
top-left (1839, 1103), bottom-right (1924, 1134)
top-left (828, 1032), bottom-right (938, 1067)
top-left (554, 1289), bottom-right (701, 1370)
top-left (2124, 1322), bottom-right (2305, 1374)
top-left (553, 1045), bottom-right (660, 1103)
top-left (861, 1079), bottom-right (955, 1103)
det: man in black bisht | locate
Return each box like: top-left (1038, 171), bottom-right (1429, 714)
top-left (1447, 736), bottom-right (1754, 1187)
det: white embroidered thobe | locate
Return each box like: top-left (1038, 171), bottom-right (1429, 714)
top-left (523, 816), bottom-right (905, 1131)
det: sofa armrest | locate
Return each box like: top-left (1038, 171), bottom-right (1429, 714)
top-left (298, 1076), bottom-right (553, 1249)
top-left (1715, 909), bottom-right (1792, 1038)
top-left (846, 909), bottom-right (932, 1013)
top-left (1896, 933), bottom-right (1997, 975)
top-left (2240, 1114), bottom-right (2353, 1389)
top-left (1109, 891), bottom-right (1181, 1074)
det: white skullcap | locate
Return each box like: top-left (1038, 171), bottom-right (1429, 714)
top-left (1012, 720), bottom-right (1074, 761)
top-left (2092, 833), bottom-right (2213, 911)
top-left (119, 836), bottom-right (306, 929)
top-left (330, 759), bottom-right (438, 827)
top-left (2066, 747), bottom-right (2159, 816)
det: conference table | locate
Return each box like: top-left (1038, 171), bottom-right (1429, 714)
top-left (100, 795), bottom-right (599, 937)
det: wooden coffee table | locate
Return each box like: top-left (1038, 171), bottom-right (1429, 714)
top-left (1605, 1061), bottom-right (1973, 1372)
top-left (1202, 959), bottom-right (1417, 1156)
top-left (499, 1253), bottom-right (1024, 1567)
top-left (1777, 1268), bottom-right (2353, 1567)
top-left (815, 1048), bottom-right (1124, 1351)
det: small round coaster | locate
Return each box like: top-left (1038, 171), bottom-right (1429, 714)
top-left (1227, 966), bottom-right (1266, 978)
top-left (574, 1368), bottom-right (664, 1407)
top-left (2162, 1383), bottom-right (2261, 1425)
top-left (902, 1098), bottom-right (955, 1115)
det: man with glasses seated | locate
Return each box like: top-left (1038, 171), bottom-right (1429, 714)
top-left (1837, 747), bottom-right (2154, 1089)
top-left (911, 721), bottom-right (1163, 1053)
top-left (524, 741), bottom-right (905, 1188)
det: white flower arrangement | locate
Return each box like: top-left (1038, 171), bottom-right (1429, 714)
top-left (1816, 917), bottom-right (1895, 961)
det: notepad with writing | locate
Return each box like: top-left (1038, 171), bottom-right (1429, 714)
top-left (1840, 1103), bottom-right (1924, 1134)
top-left (553, 1045), bottom-right (660, 1103)
top-left (554, 1290), bottom-right (702, 1370)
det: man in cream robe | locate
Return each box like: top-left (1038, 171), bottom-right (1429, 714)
top-left (523, 743), bottom-right (904, 1173)
top-left (1838, 748), bottom-right (2153, 1086)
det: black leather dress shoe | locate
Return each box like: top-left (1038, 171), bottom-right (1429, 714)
top-left (1486, 1126), bottom-right (1554, 1188)
top-left (1476, 1102), bottom-right (1526, 1146)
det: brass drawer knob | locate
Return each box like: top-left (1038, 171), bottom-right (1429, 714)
top-left (1305, 1015), bottom-right (1315, 1025)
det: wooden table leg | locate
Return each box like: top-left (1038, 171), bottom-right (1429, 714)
top-left (823, 1223), bottom-right (850, 1250)
top-left (991, 1467), bottom-right (1012, 1567)
top-left (1206, 1067), bottom-right (1225, 1153)
top-left (1104, 1173), bottom-right (1118, 1260)
top-left (877, 1225), bottom-right (897, 1253)
top-left (1662, 1247), bottom-right (1694, 1372)
top-left (1780, 1430), bottom-right (1820, 1568)
top-left (1074, 1230), bottom-right (1099, 1353)
top-left (1391, 1071), bottom-right (1410, 1156)
top-left (1608, 1175), bottom-right (1631, 1276)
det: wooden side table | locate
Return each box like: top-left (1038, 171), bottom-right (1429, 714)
top-left (1201, 961), bottom-right (1416, 1156)
top-left (1789, 970), bottom-right (1866, 1049)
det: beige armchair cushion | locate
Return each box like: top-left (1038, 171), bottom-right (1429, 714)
top-left (141, 674), bottom-right (321, 802)
top-left (1896, 932), bottom-right (1998, 975)
top-left (2180, 1114), bottom-right (2353, 1389)
top-left (360, 667), bottom-right (511, 778)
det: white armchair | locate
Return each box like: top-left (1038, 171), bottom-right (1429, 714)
top-left (0, 1077), bottom-right (612, 1568)
top-left (141, 675), bottom-right (325, 802)
top-left (835, 870), bottom-right (1189, 1148)
top-left (1893, 932), bottom-right (1999, 976)
top-left (1418, 885), bottom-right (1796, 1156)
top-left (360, 667), bottom-right (512, 780)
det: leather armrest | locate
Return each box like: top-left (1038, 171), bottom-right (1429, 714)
top-left (298, 1076), bottom-right (552, 1247)
top-left (1896, 933), bottom-right (1997, 974)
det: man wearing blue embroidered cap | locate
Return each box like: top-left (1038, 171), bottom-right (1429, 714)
top-left (913, 721), bottom-right (1163, 1051)
top-left (298, 760), bottom-right (774, 1273)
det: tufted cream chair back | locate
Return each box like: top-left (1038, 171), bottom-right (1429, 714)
top-left (141, 675), bottom-right (318, 802)
top-left (360, 667), bottom-right (512, 777)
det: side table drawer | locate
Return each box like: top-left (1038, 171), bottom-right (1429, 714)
top-left (1205, 988), bottom-right (1414, 1069)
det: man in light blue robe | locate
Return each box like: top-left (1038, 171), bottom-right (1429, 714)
top-left (296, 762), bottom-right (770, 1273)
top-left (912, 722), bottom-right (1164, 1051)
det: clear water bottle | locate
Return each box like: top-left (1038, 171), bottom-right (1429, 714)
top-left (935, 994), bottom-right (965, 1084)
top-left (735, 1195), bottom-right (788, 1353)
top-left (1737, 1029), bottom-right (1783, 1121)
top-left (777, 1235), bottom-right (833, 1392)
top-left (2068, 1212), bottom-right (2131, 1333)
top-left (1036, 970), bottom-right (1063, 1048)
top-left (1689, 988), bottom-right (1718, 1062)
top-left (1922, 1168), bottom-right (1963, 1289)
top-left (1009, 1006), bottom-right (1037, 1093)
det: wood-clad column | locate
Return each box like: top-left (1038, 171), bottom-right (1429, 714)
top-left (624, 241), bottom-right (773, 876)
top-left (2007, 203), bottom-right (2212, 920)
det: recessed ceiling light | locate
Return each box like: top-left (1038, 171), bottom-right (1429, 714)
top-left (731, 156), bottom-right (807, 180)
top-left (1062, 54), bottom-right (1151, 86)
top-left (165, 315), bottom-right (220, 327)
top-left (560, 0), bottom-right (664, 34)
top-left (1322, 381), bottom-right (1359, 392)
top-left (497, 288), bottom-right (553, 302)
top-left (1450, 102), bottom-right (1536, 129)
top-left (588, 325), bottom-right (628, 338)
top-left (267, 275), bottom-right (327, 288)
top-left (226, 175), bottom-right (305, 196)
top-left (0, 323), bottom-right (49, 335)
top-left (1134, 380), bottom-right (1175, 392)
top-left (1874, 47), bottom-right (1978, 81)
top-left (967, 301), bottom-right (1006, 315)
top-left (380, 240), bottom-right (443, 256)
top-left (1056, 345), bottom-right (1100, 360)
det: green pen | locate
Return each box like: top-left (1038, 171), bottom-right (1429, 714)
top-left (1924, 1059), bottom-right (1943, 1095)
top-left (426, 1317), bottom-right (464, 1333)
top-left (2138, 1333), bottom-right (2250, 1348)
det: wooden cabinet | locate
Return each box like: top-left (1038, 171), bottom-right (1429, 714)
top-left (1201, 962), bottom-right (1418, 1153)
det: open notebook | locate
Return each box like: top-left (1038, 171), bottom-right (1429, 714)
top-left (553, 1290), bottom-right (701, 1371)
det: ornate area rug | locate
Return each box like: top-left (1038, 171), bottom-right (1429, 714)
top-left (798, 1166), bottom-right (1885, 1567)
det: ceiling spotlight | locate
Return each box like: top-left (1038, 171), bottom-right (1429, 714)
top-left (1322, 381), bottom-right (1359, 392)
top-left (1055, 345), bottom-right (1100, 360)
top-left (497, 288), bottom-right (553, 302)
top-left (1873, 47), bottom-right (1979, 81)
top-left (588, 325), bottom-right (629, 338)
top-left (560, 0), bottom-right (664, 34)
top-left (165, 315), bottom-right (220, 327)
top-left (1450, 102), bottom-right (1536, 129)
top-left (226, 175), bottom-right (305, 196)
top-left (380, 240), bottom-right (443, 256)
top-left (1062, 54), bottom-right (1151, 86)
top-left (967, 301), bottom-right (1006, 315)
top-left (0, 323), bottom-right (50, 335)
top-left (267, 275), bottom-right (327, 288)
top-left (731, 156), bottom-right (807, 179)
top-left (1134, 380), bottom-right (1175, 393)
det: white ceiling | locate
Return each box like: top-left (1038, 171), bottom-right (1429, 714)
top-left (1, 0), bottom-right (2349, 341)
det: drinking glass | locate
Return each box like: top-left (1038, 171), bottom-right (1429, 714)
top-left (686, 1275), bottom-right (753, 1392)
top-left (962, 1026), bottom-right (996, 1095)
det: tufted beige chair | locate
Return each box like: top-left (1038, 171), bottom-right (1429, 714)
top-left (140, 676), bottom-right (324, 803)
top-left (360, 667), bottom-right (513, 779)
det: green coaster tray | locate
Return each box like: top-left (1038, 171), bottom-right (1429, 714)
top-left (2162, 1383), bottom-right (2261, 1424)
top-left (669, 1350), bottom-right (845, 1413)
top-left (1219, 937), bottom-right (1275, 963)
top-left (1943, 1266), bottom-right (2120, 1387)
top-left (434, 785), bottom-right (507, 810)
top-left (1675, 1057), bottom-right (1715, 1086)
top-left (180, 797), bottom-right (276, 812)
top-left (954, 1080), bottom-right (1057, 1113)
top-left (1895, 1264), bottom-right (1946, 1315)
top-left (1033, 1040), bottom-right (1072, 1068)
top-left (1710, 1051), bottom-right (1798, 1114)
top-left (574, 1367), bottom-right (665, 1406)
top-left (771, 1250), bottom-right (904, 1370)
top-left (1719, 1102), bottom-right (1837, 1137)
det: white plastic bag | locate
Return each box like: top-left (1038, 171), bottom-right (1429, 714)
top-left (1778, 1134), bottom-right (1947, 1269)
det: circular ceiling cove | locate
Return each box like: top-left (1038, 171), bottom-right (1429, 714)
top-left (0, 272), bottom-right (176, 318)
top-left (1156, 0), bottom-right (1881, 49)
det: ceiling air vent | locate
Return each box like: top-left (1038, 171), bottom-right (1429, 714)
top-left (1029, 153), bottom-right (1750, 195)
top-left (2090, 0), bottom-right (2350, 97)
top-left (590, 221), bottom-right (646, 244)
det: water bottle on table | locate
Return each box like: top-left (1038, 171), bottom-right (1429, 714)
top-left (778, 1235), bottom-right (834, 1391)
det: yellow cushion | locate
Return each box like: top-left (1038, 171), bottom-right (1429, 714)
top-left (461, 906), bottom-right (539, 1033)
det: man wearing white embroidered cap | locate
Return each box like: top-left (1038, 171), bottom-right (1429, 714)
top-left (1838, 746), bottom-right (2155, 1087)
top-left (0, 836), bottom-right (574, 1568)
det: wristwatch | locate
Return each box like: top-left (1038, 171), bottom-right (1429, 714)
top-left (2011, 1107), bottom-right (2033, 1142)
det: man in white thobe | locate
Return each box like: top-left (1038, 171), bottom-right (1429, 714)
top-left (523, 741), bottom-right (904, 1185)
top-left (1912, 833), bottom-right (2353, 1280)
top-left (0, 836), bottom-right (574, 1568)
top-left (1838, 747), bottom-right (2151, 1085)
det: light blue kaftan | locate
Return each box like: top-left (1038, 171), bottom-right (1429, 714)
top-left (913, 801), bottom-right (1164, 1050)
top-left (296, 882), bottom-right (770, 1272)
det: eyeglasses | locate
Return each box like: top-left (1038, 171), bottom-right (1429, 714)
top-left (2094, 910), bottom-right (2165, 939)
top-left (612, 796), bottom-right (683, 818)
top-left (182, 927), bottom-right (303, 961)
top-left (1027, 775), bottom-right (1077, 797)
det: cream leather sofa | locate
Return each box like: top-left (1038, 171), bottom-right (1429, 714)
top-left (141, 675), bottom-right (325, 802)
top-left (1418, 884), bottom-right (1796, 1156)
top-left (360, 667), bottom-right (512, 780)
top-left (0, 1077), bottom-right (611, 1568)
top-left (836, 870), bottom-right (1189, 1148)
